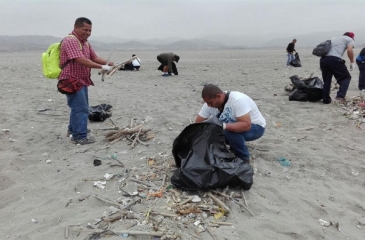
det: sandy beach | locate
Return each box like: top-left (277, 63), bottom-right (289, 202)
top-left (0, 48), bottom-right (364, 240)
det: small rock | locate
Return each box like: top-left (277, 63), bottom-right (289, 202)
top-left (45, 160), bottom-right (52, 164)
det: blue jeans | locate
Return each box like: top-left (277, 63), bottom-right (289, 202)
top-left (224, 124), bottom-right (265, 161)
top-left (287, 53), bottom-right (295, 65)
top-left (66, 86), bottom-right (89, 140)
top-left (356, 59), bottom-right (365, 90)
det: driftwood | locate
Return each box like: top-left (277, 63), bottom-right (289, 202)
top-left (71, 227), bottom-right (164, 237)
top-left (97, 56), bottom-right (139, 78)
top-left (212, 190), bottom-right (254, 216)
top-left (105, 124), bottom-right (152, 147)
top-left (207, 192), bottom-right (230, 213)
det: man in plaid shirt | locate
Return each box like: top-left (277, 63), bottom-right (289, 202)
top-left (59, 17), bottom-right (114, 145)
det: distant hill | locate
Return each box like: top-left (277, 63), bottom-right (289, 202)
top-left (1, 30), bottom-right (365, 52)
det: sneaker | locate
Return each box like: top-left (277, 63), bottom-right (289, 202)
top-left (71, 137), bottom-right (95, 145)
top-left (162, 73), bottom-right (171, 77)
top-left (67, 129), bottom-right (90, 137)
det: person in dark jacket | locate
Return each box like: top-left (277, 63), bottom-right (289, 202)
top-left (157, 53), bottom-right (180, 76)
top-left (286, 39), bottom-right (297, 66)
top-left (356, 47), bottom-right (365, 91)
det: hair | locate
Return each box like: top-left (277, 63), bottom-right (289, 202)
top-left (75, 17), bottom-right (92, 27)
top-left (202, 84), bottom-right (223, 99)
top-left (132, 54), bottom-right (136, 57)
top-left (293, 39), bottom-right (297, 41)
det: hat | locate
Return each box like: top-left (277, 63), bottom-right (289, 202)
top-left (175, 55), bottom-right (180, 63)
top-left (344, 32), bottom-right (355, 40)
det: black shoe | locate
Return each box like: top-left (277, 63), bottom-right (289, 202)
top-left (71, 137), bottom-right (95, 145)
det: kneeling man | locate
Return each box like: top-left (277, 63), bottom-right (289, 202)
top-left (195, 84), bottom-right (266, 162)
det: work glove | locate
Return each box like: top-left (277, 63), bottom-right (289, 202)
top-left (350, 62), bottom-right (356, 71)
top-left (101, 65), bottom-right (112, 71)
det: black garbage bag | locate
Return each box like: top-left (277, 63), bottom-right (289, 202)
top-left (171, 118), bottom-right (254, 191)
top-left (289, 75), bottom-right (323, 102)
top-left (88, 104), bottom-right (112, 122)
top-left (290, 52), bottom-right (302, 67)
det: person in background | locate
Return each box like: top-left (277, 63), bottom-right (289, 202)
top-left (59, 17), bottom-right (114, 145)
top-left (195, 84), bottom-right (266, 163)
top-left (121, 54), bottom-right (141, 71)
top-left (320, 32), bottom-right (355, 104)
top-left (131, 54), bottom-right (141, 70)
top-left (286, 39), bottom-right (297, 66)
top-left (157, 52), bottom-right (180, 76)
top-left (356, 47), bottom-right (365, 91)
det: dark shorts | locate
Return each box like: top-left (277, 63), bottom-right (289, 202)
top-left (157, 56), bottom-right (167, 65)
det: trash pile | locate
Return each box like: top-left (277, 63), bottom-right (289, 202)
top-left (285, 74), bottom-right (323, 102)
top-left (335, 95), bottom-right (365, 128)
top-left (66, 152), bottom-right (254, 239)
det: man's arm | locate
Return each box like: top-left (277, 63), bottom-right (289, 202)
top-left (195, 115), bottom-right (207, 123)
top-left (347, 45), bottom-right (354, 63)
top-left (74, 57), bottom-right (114, 69)
top-left (224, 113), bottom-right (251, 132)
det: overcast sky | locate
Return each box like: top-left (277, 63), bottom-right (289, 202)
top-left (0, 0), bottom-right (363, 40)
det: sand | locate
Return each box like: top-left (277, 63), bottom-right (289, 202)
top-left (0, 49), bottom-right (364, 240)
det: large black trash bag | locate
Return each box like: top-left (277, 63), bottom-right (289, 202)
top-left (290, 52), bottom-right (302, 67)
top-left (289, 75), bottom-right (323, 102)
top-left (171, 118), bottom-right (254, 191)
top-left (88, 104), bottom-right (112, 122)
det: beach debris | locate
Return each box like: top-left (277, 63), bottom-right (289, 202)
top-left (2, 129), bottom-right (10, 132)
top-left (45, 159), bottom-right (52, 164)
top-left (337, 95), bottom-right (365, 128)
top-left (93, 159), bottom-right (102, 166)
top-left (105, 123), bottom-right (153, 147)
top-left (277, 157), bottom-right (290, 167)
top-left (319, 219), bottom-right (330, 227)
top-left (9, 138), bottom-right (18, 142)
top-left (31, 218), bottom-right (38, 223)
top-left (104, 173), bottom-right (113, 180)
top-left (94, 181), bottom-right (106, 189)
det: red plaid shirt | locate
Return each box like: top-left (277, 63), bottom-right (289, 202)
top-left (59, 31), bottom-right (97, 86)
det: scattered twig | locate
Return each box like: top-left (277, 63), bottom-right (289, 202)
top-left (93, 195), bottom-right (124, 209)
top-left (207, 192), bottom-right (230, 213)
top-left (212, 190), bottom-right (254, 216)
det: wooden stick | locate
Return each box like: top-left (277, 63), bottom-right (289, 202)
top-left (109, 117), bottom-right (118, 128)
top-left (206, 226), bottom-right (219, 240)
top-left (71, 227), bottom-right (164, 237)
top-left (161, 173), bottom-right (167, 187)
top-left (137, 138), bottom-right (149, 146)
top-left (57, 215), bottom-right (62, 224)
top-left (130, 118), bottom-right (134, 128)
top-left (131, 127), bottom-right (142, 148)
top-left (93, 195), bottom-right (124, 209)
top-left (210, 221), bottom-right (234, 226)
top-left (150, 211), bottom-right (178, 218)
top-left (129, 178), bottom-right (159, 189)
top-left (212, 190), bottom-right (254, 216)
top-left (207, 192), bottom-right (230, 213)
top-left (179, 196), bottom-right (194, 206)
top-left (241, 189), bottom-right (248, 207)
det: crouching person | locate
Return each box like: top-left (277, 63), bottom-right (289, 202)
top-left (195, 84), bottom-right (266, 162)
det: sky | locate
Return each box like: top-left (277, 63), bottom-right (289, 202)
top-left (0, 0), bottom-right (364, 40)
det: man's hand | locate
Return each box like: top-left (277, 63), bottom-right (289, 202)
top-left (101, 65), bottom-right (112, 71)
top-left (350, 62), bottom-right (356, 71)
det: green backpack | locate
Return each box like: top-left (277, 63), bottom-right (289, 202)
top-left (41, 35), bottom-right (85, 79)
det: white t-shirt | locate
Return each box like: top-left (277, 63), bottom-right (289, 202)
top-left (198, 91), bottom-right (266, 128)
top-left (132, 58), bottom-right (141, 67)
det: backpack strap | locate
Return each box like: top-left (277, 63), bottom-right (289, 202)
top-left (60, 35), bottom-right (88, 69)
top-left (217, 91), bottom-right (230, 118)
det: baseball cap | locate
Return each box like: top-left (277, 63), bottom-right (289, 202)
top-left (344, 32), bottom-right (355, 40)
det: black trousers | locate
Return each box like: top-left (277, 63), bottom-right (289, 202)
top-left (356, 59), bottom-right (365, 90)
top-left (320, 56), bottom-right (351, 103)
